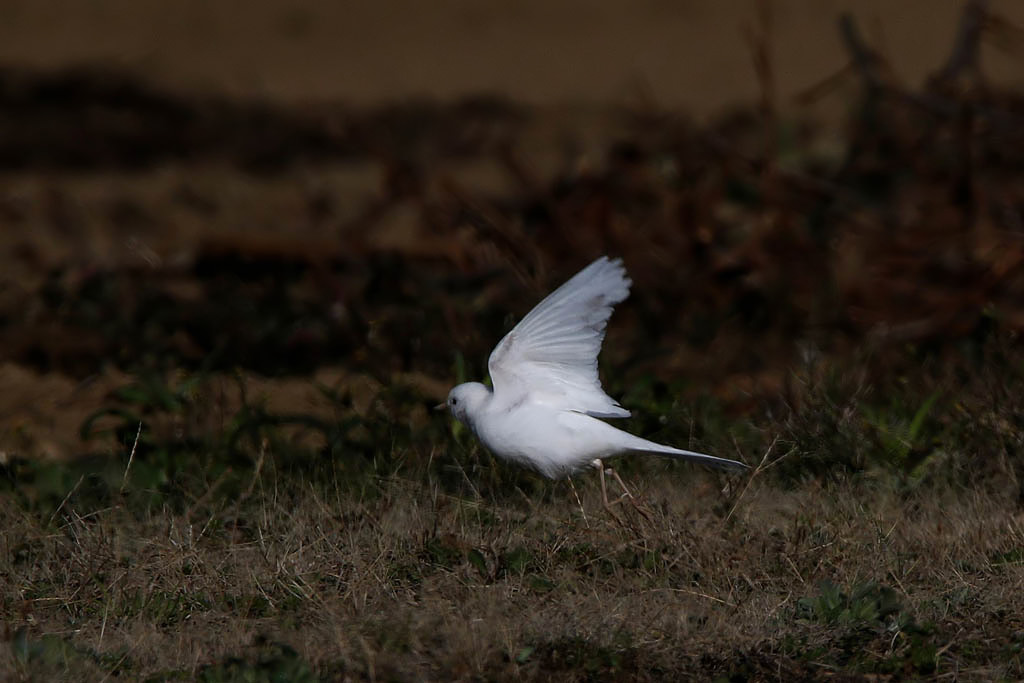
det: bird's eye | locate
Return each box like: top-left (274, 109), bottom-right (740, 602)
top-left (451, 397), bottom-right (458, 405)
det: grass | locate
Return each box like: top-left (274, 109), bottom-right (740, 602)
top-left (2, 345), bottom-right (1024, 681)
top-left (3, 470), bottom-right (1022, 680)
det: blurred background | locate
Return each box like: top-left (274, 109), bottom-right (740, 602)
top-left (0, 0), bottom-right (1020, 482)
top-left (1, 0), bottom-right (1022, 467)
top-left (1, 0), bottom-right (1021, 112)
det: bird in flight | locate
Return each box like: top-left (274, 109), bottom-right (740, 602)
top-left (442, 256), bottom-right (747, 505)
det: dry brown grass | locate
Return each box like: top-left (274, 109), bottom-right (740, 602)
top-left (3, 453), bottom-right (1023, 680)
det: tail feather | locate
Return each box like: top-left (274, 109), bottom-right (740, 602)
top-left (588, 415), bottom-right (748, 471)
top-left (621, 432), bottom-right (748, 471)
top-left (626, 445), bottom-right (748, 471)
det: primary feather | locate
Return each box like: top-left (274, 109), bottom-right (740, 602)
top-left (487, 256), bottom-right (631, 418)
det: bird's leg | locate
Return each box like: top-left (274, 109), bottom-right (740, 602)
top-left (567, 475), bottom-right (589, 528)
top-left (592, 459), bottom-right (646, 526)
top-left (591, 459), bottom-right (630, 506)
top-left (591, 458), bottom-right (611, 508)
top-left (607, 465), bottom-right (654, 523)
top-left (607, 466), bottom-right (635, 501)
top-left (593, 461), bottom-right (654, 525)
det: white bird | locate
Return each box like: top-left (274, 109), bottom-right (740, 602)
top-left (443, 256), bottom-right (747, 501)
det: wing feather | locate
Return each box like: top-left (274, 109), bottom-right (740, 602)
top-left (488, 256), bottom-right (631, 417)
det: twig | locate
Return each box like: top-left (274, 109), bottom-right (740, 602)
top-left (838, 10), bottom-right (1023, 134)
top-left (97, 599), bottom-right (109, 650)
top-left (48, 474), bottom-right (85, 527)
top-left (783, 553), bottom-right (805, 585)
top-left (838, 13), bottom-right (888, 91)
top-left (97, 652), bottom-right (131, 683)
top-left (657, 587), bottom-right (736, 608)
top-left (236, 437), bottom-right (267, 504)
top-left (933, 0), bottom-right (992, 83)
top-left (741, 0), bottom-right (777, 167)
top-left (451, 445), bottom-right (483, 502)
top-left (120, 421), bottom-right (143, 493)
top-left (440, 178), bottom-right (542, 286)
top-left (186, 466), bottom-right (233, 524)
top-left (567, 476), bottom-right (589, 528)
top-left (724, 435), bottom-right (783, 524)
top-left (794, 62), bottom-right (856, 107)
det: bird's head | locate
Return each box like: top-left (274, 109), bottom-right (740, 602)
top-left (441, 382), bottom-right (491, 425)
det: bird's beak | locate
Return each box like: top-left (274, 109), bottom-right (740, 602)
top-left (434, 402), bottom-right (447, 412)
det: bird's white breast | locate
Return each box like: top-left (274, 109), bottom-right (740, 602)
top-left (470, 399), bottom-right (620, 479)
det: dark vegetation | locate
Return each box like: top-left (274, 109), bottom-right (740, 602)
top-left (2, 4), bottom-right (1024, 680)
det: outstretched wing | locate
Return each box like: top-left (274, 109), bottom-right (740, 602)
top-left (488, 256), bottom-right (631, 417)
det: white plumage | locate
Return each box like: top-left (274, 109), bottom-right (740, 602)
top-left (488, 256), bottom-right (632, 419)
top-left (444, 256), bottom-right (747, 480)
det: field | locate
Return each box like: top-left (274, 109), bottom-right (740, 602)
top-left (3, 3), bottom-right (1024, 681)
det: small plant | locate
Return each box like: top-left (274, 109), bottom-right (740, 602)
top-left (796, 580), bottom-right (938, 675)
top-left (861, 391), bottom-right (942, 476)
top-left (192, 640), bottom-right (317, 683)
top-left (797, 580), bottom-right (903, 628)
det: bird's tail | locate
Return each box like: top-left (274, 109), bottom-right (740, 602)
top-left (623, 435), bottom-right (748, 471)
